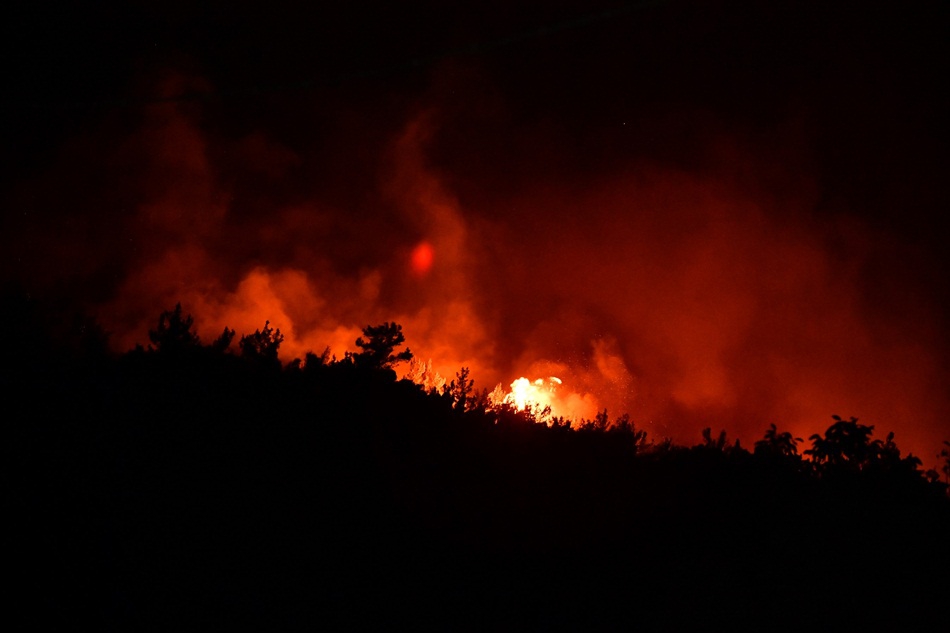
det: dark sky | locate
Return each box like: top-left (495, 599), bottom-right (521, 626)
top-left (2, 1), bottom-right (948, 461)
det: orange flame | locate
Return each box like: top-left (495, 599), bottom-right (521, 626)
top-left (488, 376), bottom-right (600, 423)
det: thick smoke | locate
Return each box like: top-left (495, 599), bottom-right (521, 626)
top-left (482, 164), bottom-right (947, 456)
top-left (5, 65), bottom-right (948, 465)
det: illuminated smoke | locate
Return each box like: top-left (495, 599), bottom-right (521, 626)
top-left (6, 70), bottom-right (948, 466)
top-left (488, 375), bottom-right (599, 423)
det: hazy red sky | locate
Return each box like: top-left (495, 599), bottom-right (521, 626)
top-left (2, 1), bottom-right (948, 463)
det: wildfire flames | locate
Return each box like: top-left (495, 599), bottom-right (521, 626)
top-left (487, 376), bottom-right (599, 423)
top-left (4, 66), bottom-right (948, 465)
top-left (505, 376), bottom-right (561, 412)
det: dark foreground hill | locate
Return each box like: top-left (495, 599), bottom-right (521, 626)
top-left (6, 298), bottom-right (949, 630)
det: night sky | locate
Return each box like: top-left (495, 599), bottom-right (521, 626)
top-left (2, 1), bottom-right (948, 462)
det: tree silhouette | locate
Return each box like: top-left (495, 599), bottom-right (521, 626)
top-left (805, 415), bottom-right (881, 472)
top-left (354, 322), bottom-right (412, 370)
top-left (211, 327), bottom-right (236, 353)
top-left (239, 321), bottom-right (284, 369)
top-left (872, 431), bottom-right (921, 472)
top-left (607, 413), bottom-right (648, 453)
top-left (578, 409), bottom-right (611, 432)
top-left (700, 427), bottom-right (730, 451)
top-left (304, 347), bottom-right (333, 370)
top-left (941, 441), bottom-right (950, 485)
top-left (148, 303), bottom-right (200, 354)
top-left (448, 366), bottom-right (474, 412)
top-left (754, 424), bottom-right (803, 459)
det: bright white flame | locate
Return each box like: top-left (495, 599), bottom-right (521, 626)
top-left (490, 376), bottom-right (563, 416)
top-left (508, 376), bottom-right (561, 411)
top-left (490, 374), bottom-right (601, 422)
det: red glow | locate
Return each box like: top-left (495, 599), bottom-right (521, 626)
top-left (410, 241), bottom-right (435, 276)
top-left (6, 66), bottom-right (948, 470)
top-left (70, 107), bottom-right (946, 468)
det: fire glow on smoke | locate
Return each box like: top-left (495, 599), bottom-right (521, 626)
top-left (504, 376), bottom-right (562, 413)
top-left (7, 70), bottom-right (947, 463)
top-left (484, 376), bottom-right (601, 423)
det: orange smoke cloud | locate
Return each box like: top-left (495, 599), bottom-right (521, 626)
top-left (478, 165), bottom-right (948, 462)
top-left (97, 97), bottom-right (500, 394)
top-left (7, 68), bottom-right (946, 468)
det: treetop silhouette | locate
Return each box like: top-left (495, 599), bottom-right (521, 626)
top-left (803, 415), bottom-right (927, 480)
top-left (148, 303), bottom-right (200, 354)
top-left (240, 321), bottom-right (284, 368)
top-left (354, 322), bottom-right (413, 370)
top-left (754, 424), bottom-right (803, 459)
top-left (134, 303), bottom-right (946, 488)
top-left (939, 441), bottom-right (950, 485)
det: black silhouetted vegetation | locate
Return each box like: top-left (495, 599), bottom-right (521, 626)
top-left (6, 294), bottom-right (949, 630)
top-left (239, 320), bottom-right (283, 370)
top-left (148, 302), bottom-right (200, 353)
top-left (754, 422), bottom-right (803, 459)
top-left (939, 441), bottom-right (950, 485)
top-left (353, 321), bottom-right (413, 371)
